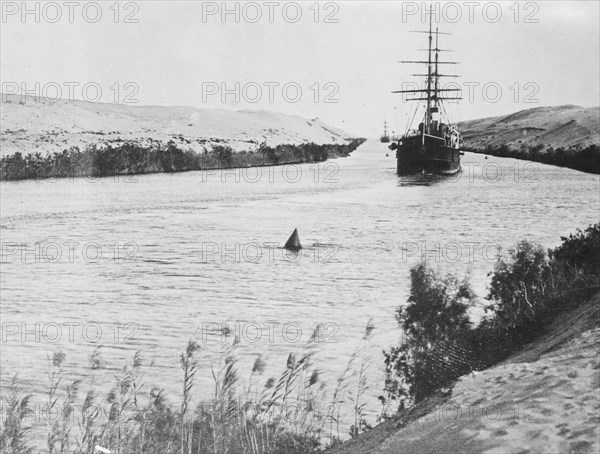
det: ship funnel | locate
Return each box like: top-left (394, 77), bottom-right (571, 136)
top-left (284, 228), bottom-right (302, 251)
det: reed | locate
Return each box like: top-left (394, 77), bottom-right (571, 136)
top-left (45, 352), bottom-right (79, 454)
top-left (73, 347), bottom-right (105, 454)
top-left (179, 341), bottom-right (200, 454)
top-left (4, 322), bottom-right (377, 453)
top-left (348, 320), bottom-right (375, 439)
top-left (0, 376), bottom-right (34, 454)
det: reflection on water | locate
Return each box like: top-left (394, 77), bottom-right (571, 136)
top-left (396, 172), bottom-right (461, 187)
top-left (1, 140), bottom-right (598, 428)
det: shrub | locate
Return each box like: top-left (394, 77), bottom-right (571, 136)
top-left (384, 264), bottom-right (476, 406)
top-left (468, 143), bottom-right (600, 175)
top-left (0, 139), bottom-right (367, 181)
top-left (384, 225), bottom-right (600, 410)
top-left (212, 145), bottom-right (233, 167)
top-left (487, 240), bottom-right (550, 329)
top-left (551, 224), bottom-right (600, 276)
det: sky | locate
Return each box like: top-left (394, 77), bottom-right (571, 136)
top-left (1, 1), bottom-right (599, 137)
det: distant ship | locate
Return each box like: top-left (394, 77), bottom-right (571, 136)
top-left (380, 119), bottom-right (390, 143)
top-left (389, 11), bottom-right (463, 175)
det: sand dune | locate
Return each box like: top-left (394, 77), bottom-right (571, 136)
top-left (0, 94), bottom-right (355, 157)
top-left (457, 105), bottom-right (600, 150)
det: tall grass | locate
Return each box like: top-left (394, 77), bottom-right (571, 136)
top-left (1, 323), bottom-right (377, 453)
top-left (0, 376), bottom-right (33, 454)
top-left (347, 320), bottom-right (375, 439)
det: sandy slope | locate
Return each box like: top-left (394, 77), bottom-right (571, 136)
top-left (457, 105), bottom-right (600, 150)
top-left (329, 294), bottom-right (600, 454)
top-left (0, 94), bottom-right (355, 157)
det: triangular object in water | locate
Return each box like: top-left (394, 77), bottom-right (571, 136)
top-left (284, 228), bottom-right (302, 250)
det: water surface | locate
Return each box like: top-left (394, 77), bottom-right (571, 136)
top-left (1, 140), bottom-right (598, 425)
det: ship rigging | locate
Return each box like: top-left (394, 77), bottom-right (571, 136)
top-left (389, 9), bottom-right (463, 175)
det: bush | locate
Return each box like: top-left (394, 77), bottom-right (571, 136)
top-left (469, 143), bottom-right (600, 175)
top-left (385, 224), bottom-right (600, 410)
top-left (551, 224), bottom-right (600, 276)
top-left (487, 241), bottom-right (550, 329)
top-left (384, 264), bottom-right (476, 406)
top-left (1, 139), bottom-right (366, 181)
top-left (212, 145), bottom-right (233, 167)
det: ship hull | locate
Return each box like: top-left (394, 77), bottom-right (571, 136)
top-left (395, 135), bottom-right (461, 176)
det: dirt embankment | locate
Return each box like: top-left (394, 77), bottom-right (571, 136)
top-left (328, 293), bottom-right (600, 454)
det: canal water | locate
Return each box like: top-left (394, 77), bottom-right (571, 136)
top-left (1, 140), bottom-right (598, 432)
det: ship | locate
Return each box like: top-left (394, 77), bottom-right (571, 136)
top-left (380, 119), bottom-right (390, 143)
top-left (389, 10), bottom-right (463, 175)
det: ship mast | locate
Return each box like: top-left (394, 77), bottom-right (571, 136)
top-left (425, 9), bottom-right (433, 142)
top-left (392, 7), bottom-right (462, 136)
top-left (434, 27), bottom-right (440, 113)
